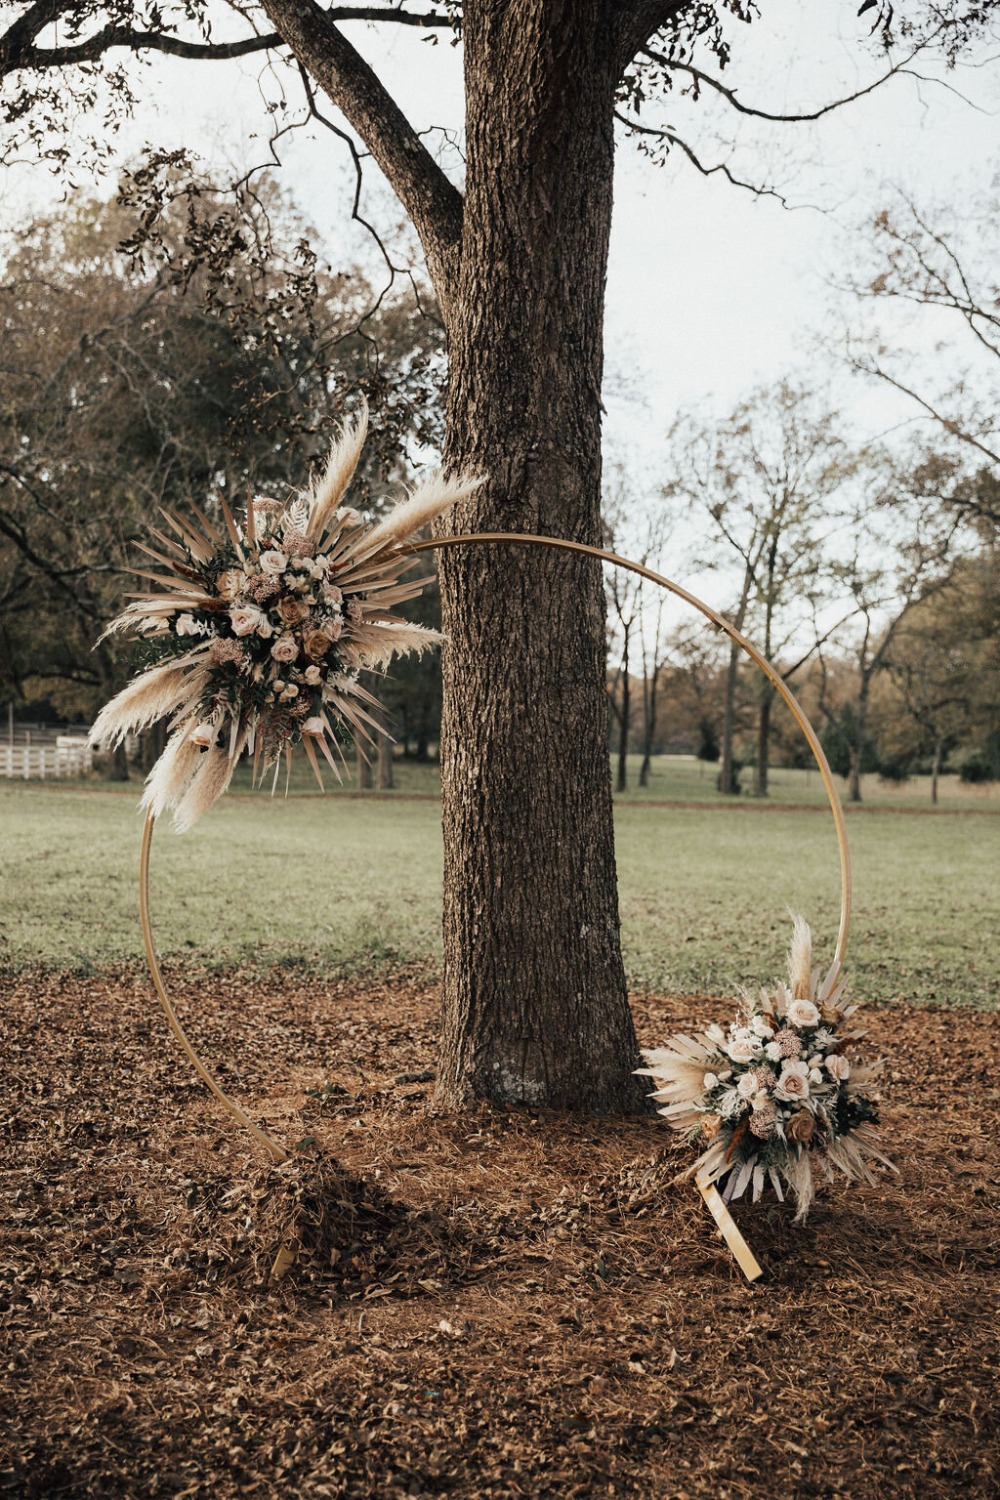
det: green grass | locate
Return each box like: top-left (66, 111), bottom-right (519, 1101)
top-left (2, 774), bottom-right (996, 1008)
top-left (131, 750), bottom-right (1000, 811)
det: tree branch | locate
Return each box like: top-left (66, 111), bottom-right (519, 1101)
top-left (611, 0), bottom-right (690, 73)
top-left (640, 40), bottom-right (937, 123)
top-left (259, 0), bottom-right (463, 316)
top-left (1, 5), bottom-right (451, 74)
top-left (848, 353), bottom-right (1000, 468)
top-left (613, 111), bottom-right (802, 209)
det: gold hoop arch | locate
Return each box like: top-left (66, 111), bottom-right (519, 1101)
top-left (138, 532), bottom-right (852, 1168)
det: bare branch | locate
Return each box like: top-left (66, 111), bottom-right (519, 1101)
top-left (640, 38), bottom-right (941, 124)
top-left (1, 5), bottom-right (451, 75)
top-left (847, 353), bottom-right (1000, 468)
top-left (613, 111), bottom-right (804, 209)
top-left (258, 0), bottom-right (463, 315)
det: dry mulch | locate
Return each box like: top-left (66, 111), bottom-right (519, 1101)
top-left (1, 965), bottom-right (996, 1499)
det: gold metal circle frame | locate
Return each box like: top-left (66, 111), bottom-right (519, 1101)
top-left (139, 533), bottom-right (852, 1172)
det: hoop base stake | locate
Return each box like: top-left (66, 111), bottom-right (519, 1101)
top-left (696, 1172), bottom-right (764, 1282)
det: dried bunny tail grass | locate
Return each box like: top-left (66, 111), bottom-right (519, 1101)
top-left (781, 1150), bottom-right (816, 1223)
top-left (307, 402), bottom-right (368, 539)
top-left (365, 469), bottom-right (485, 553)
top-left (89, 663), bottom-right (192, 749)
top-left (788, 911), bottom-right (814, 999)
top-left (172, 731), bottom-right (246, 833)
top-left (141, 729), bottom-right (205, 820)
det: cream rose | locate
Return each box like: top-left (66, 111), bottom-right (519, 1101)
top-left (270, 635), bottom-right (299, 664)
top-left (175, 612), bottom-right (205, 637)
top-left (229, 605), bottom-right (267, 637)
top-left (737, 1073), bottom-right (758, 1100)
top-left (304, 664), bottom-right (322, 686)
top-left (825, 1053), bottom-right (850, 1082)
top-left (727, 1032), bottom-right (763, 1065)
top-left (786, 998), bottom-right (821, 1029)
top-left (259, 549), bottom-right (288, 575)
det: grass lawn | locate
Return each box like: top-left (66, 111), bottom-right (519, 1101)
top-left (219, 750), bottom-right (1000, 812)
top-left (2, 771), bottom-right (996, 1007)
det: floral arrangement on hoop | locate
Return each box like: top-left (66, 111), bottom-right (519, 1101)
top-left (638, 916), bottom-right (895, 1220)
top-left (90, 406), bottom-right (479, 829)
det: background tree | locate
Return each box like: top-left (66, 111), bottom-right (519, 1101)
top-left (881, 552), bottom-right (1000, 800)
top-left (847, 184), bottom-right (1000, 530)
top-left (667, 381), bottom-right (849, 797)
top-left (816, 452), bottom-right (962, 802)
top-left (0, 186), bottom-right (444, 752)
top-left (602, 469), bottom-right (673, 792)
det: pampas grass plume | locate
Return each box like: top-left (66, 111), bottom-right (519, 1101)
top-left (788, 912), bottom-right (813, 1000)
top-left (172, 738), bottom-right (244, 833)
top-left (366, 470), bottom-right (484, 552)
top-left (140, 730), bottom-right (205, 820)
top-left (307, 403), bottom-right (368, 539)
top-left (89, 663), bottom-right (190, 749)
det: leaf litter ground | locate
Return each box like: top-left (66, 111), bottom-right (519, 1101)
top-left (1, 966), bottom-right (996, 1498)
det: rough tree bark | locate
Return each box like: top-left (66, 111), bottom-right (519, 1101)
top-left (435, 5), bottom-right (647, 1110)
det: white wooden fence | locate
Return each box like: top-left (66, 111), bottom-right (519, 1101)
top-left (0, 736), bottom-right (93, 779)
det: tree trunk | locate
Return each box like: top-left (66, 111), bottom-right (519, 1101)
top-left (848, 674), bottom-right (871, 804)
top-left (639, 665), bottom-right (658, 788)
top-left (356, 740), bottom-right (373, 790)
top-left (931, 736), bottom-right (942, 805)
top-left (617, 635), bottom-right (630, 794)
top-left (107, 741), bottom-right (130, 782)
top-left (377, 731), bottom-right (394, 790)
top-left (141, 721), bottom-right (167, 775)
top-left (753, 684), bottom-right (774, 798)
top-left (435, 10), bottom-right (645, 1112)
top-left (718, 562), bottom-right (753, 796)
top-left (718, 638), bottom-right (741, 795)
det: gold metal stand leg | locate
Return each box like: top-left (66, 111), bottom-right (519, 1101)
top-left (138, 809), bottom-right (288, 1163)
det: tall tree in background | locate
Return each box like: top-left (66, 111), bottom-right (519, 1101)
top-left (817, 450), bottom-right (962, 802)
top-left (882, 552), bottom-right (1000, 800)
top-left (0, 189), bottom-right (443, 733)
top-left (847, 184), bottom-right (1000, 531)
top-left (667, 382), bottom-right (848, 797)
top-left (2, 0), bottom-right (990, 1111)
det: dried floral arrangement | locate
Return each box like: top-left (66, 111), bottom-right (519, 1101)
top-left (90, 407), bottom-right (478, 830)
top-left (638, 916), bottom-right (895, 1221)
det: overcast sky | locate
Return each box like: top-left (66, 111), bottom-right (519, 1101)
top-left (3, 1), bottom-right (998, 482)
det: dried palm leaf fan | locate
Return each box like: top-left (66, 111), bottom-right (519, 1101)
top-left (92, 409), bottom-right (886, 1282)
